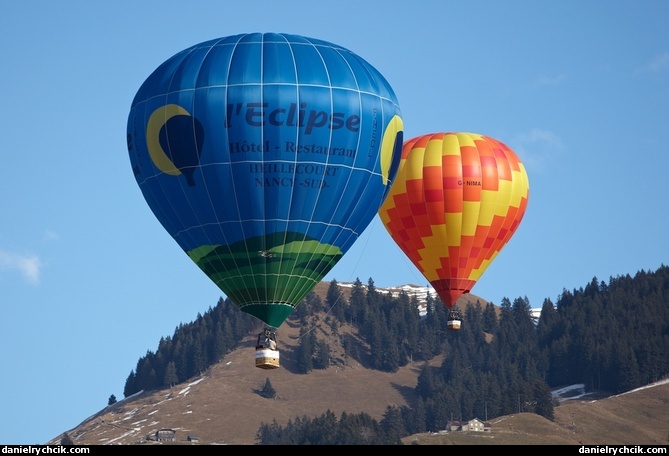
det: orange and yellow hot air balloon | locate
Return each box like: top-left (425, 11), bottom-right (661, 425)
top-left (378, 132), bottom-right (529, 314)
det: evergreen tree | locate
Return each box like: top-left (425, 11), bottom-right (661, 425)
top-left (307, 410), bottom-right (338, 444)
top-left (188, 333), bottom-right (207, 376)
top-left (313, 339), bottom-right (331, 369)
top-left (380, 405), bottom-right (405, 444)
top-left (107, 394), bottom-right (117, 406)
top-left (347, 278), bottom-right (367, 325)
top-left (123, 370), bottom-right (137, 398)
top-left (296, 327), bottom-right (314, 373)
top-left (210, 324), bottom-right (228, 363)
top-left (531, 380), bottom-right (555, 420)
top-left (416, 365), bottom-right (443, 400)
top-left (342, 332), bottom-right (360, 361)
top-left (307, 289), bottom-right (324, 314)
top-left (260, 377), bottom-right (277, 399)
top-left (366, 277), bottom-right (382, 312)
top-left (60, 433), bottom-right (74, 445)
top-left (380, 327), bottom-right (400, 372)
top-left (482, 301), bottom-right (498, 333)
top-left (256, 419), bottom-right (282, 444)
top-left (612, 342), bottom-right (641, 394)
top-left (367, 318), bottom-right (384, 370)
top-left (403, 294), bottom-right (421, 362)
top-left (325, 279), bottom-right (344, 316)
top-left (173, 338), bottom-right (188, 382)
top-left (163, 361), bottom-right (178, 387)
top-left (335, 412), bottom-right (384, 444)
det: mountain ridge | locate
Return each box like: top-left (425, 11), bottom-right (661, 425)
top-left (48, 282), bottom-right (669, 445)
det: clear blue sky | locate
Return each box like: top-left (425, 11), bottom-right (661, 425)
top-left (1, 0), bottom-right (667, 444)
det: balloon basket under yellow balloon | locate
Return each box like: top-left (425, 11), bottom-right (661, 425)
top-left (447, 320), bottom-right (462, 331)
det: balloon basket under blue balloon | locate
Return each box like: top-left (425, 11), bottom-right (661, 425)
top-left (255, 328), bottom-right (280, 369)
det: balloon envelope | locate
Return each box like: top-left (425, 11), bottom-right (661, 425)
top-left (127, 33), bottom-right (403, 328)
top-left (378, 132), bottom-right (529, 308)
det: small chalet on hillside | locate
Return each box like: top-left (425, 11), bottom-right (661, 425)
top-left (155, 428), bottom-right (176, 442)
top-left (447, 418), bottom-right (491, 432)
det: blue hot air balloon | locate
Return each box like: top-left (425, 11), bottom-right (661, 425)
top-left (127, 33), bottom-right (403, 351)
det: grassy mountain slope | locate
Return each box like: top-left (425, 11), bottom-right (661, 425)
top-left (49, 283), bottom-right (669, 445)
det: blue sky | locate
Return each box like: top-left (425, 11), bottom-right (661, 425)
top-left (1, 0), bottom-right (668, 444)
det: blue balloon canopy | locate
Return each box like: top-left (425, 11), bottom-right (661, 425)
top-left (127, 33), bottom-right (403, 328)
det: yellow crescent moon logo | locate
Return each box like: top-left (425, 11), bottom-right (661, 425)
top-left (146, 104), bottom-right (190, 176)
top-left (380, 115), bottom-right (404, 185)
